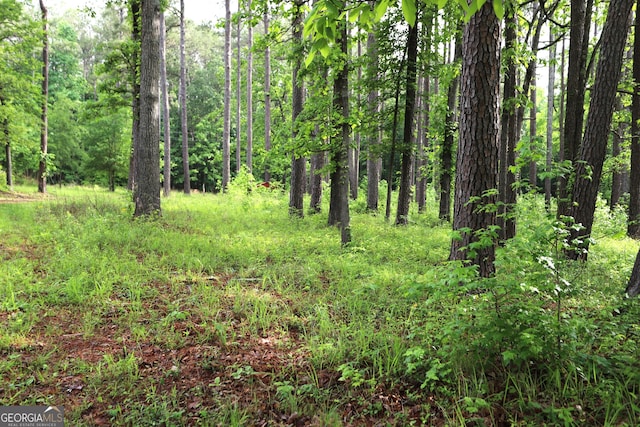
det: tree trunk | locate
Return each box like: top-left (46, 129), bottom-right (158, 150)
top-left (328, 9), bottom-right (351, 245)
top-left (396, 21), bottom-right (419, 226)
top-left (350, 37), bottom-right (362, 201)
top-left (625, 247), bottom-right (640, 296)
top-left (545, 28), bottom-right (556, 208)
top-left (439, 28), bottom-right (462, 221)
top-left (236, 16), bottom-right (241, 173)
top-left (611, 97), bottom-right (626, 209)
top-left (449, 2), bottom-right (501, 278)
top-left (567, 0), bottom-right (634, 260)
top-left (629, 0), bottom-right (640, 238)
top-left (416, 75), bottom-right (428, 213)
top-left (366, 28), bottom-right (381, 212)
top-left (179, 0), bottom-right (190, 194)
top-left (160, 10), bottom-right (171, 197)
top-left (309, 150), bottom-right (325, 213)
top-left (557, 0), bottom-right (592, 219)
top-left (128, 0), bottom-right (141, 192)
top-left (498, 9), bottom-right (517, 242)
top-left (529, 74), bottom-right (538, 190)
top-left (2, 107), bottom-right (12, 190)
top-left (264, 11), bottom-right (271, 182)
top-left (38, 0), bottom-right (48, 194)
top-left (246, 0), bottom-right (253, 174)
top-left (289, 0), bottom-right (305, 217)
top-left (134, 0), bottom-right (161, 217)
top-left (223, 0), bottom-right (232, 190)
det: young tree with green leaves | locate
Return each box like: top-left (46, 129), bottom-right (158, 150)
top-left (38, 0), bottom-right (49, 194)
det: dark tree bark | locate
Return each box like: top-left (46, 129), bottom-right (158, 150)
top-left (179, 0), bottom-right (190, 194)
top-left (498, 9), bottom-right (518, 242)
top-left (134, 0), bottom-right (161, 217)
top-left (557, 0), bottom-right (592, 219)
top-left (328, 10), bottom-right (351, 245)
top-left (1, 97), bottom-right (12, 190)
top-left (160, 10), bottom-right (171, 197)
top-left (396, 21), bottom-right (419, 226)
top-left (629, 0), bottom-right (640, 238)
top-left (222, 0), bottom-right (231, 190)
top-left (625, 247), bottom-right (640, 296)
top-left (128, 0), bottom-right (141, 191)
top-left (38, 0), bottom-right (48, 194)
top-left (349, 37), bottom-right (362, 201)
top-left (289, 0), bottom-right (305, 217)
top-left (366, 28), bottom-right (381, 212)
top-left (567, 0), bottom-right (634, 260)
top-left (309, 150), bottom-right (325, 213)
top-left (449, 2), bottom-right (501, 278)
top-left (439, 28), bottom-right (462, 222)
top-left (415, 75), bottom-right (428, 213)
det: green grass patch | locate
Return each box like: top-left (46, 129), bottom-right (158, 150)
top-left (0, 185), bottom-right (639, 425)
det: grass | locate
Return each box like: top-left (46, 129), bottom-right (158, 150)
top-left (0, 183), bottom-right (639, 425)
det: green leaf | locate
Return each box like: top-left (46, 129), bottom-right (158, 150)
top-left (314, 38), bottom-right (331, 58)
top-left (304, 49), bottom-right (317, 68)
top-left (492, 0), bottom-right (505, 19)
top-left (437, 0), bottom-right (448, 8)
top-left (373, 0), bottom-right (390, 21)
top-left (401, 0), bottom-right (417, 27)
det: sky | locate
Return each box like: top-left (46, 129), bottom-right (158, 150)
top-left (35, 0), bottom-right (230, 24)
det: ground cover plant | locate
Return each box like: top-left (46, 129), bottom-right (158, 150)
top-left (1, 184), bottom-right (639, 426)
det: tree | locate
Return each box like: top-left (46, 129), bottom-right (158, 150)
top-left (179, 0), bottom-right (190, 194)
top-left (263, 10), bottom-right (271, 182)
top-left (223, 0), bottom-right (232, 190)
top-left (128, 0), bottom-right (141, 191)
top-left (38, 0), bottom-right (49, 194)
top-left (449, 1), bottom-right (501, 277)
top-left (545, 26), bottom-right (556, 208)
top-left (328, 4), bottom-right (351, 245)
top-left (133, 0), bottom-right (161, 216)
top-left (439, 27), bottom-right (462, 222)
top-left (246, 0), bottom-right (253, 174)
top-left (566, 0), bottom-right (634, 260)
top-left (289, 0), bottom-right (305, 217)
top-left (629, 1), bottom-right (640, 238)
top-left (365, 26), bottom-right (381, 212)
top-left (160, 9), bottom-right (171, 197)
top-left (395, 20), bottom-right (419, 226)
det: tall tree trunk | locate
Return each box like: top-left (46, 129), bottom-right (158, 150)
top-left (309, 150), bottom-right (325, 213)
top-left (625, 247), bottom-right (640, 296)
top-left (557, 0), bottom-right (592, 219)
top-left (450, 2), bottom-right (501, 278)
top-left (567, 0), bottom-right (634, 260)
top-left (264, 11), bottom-right (271, 182)
top-left (38, 0), bottom-right (48, 194)
top-left (396, 21), bottom-right (419, 226)
top-left (179, 0), bottom-right (190, 194)
top-left (350, 36), bottom-right (362, 200)
top-left (440, 28), bottom-right (462, 221)
top-left (134, 0), bottom-right (161, 216)
top-left (236, 16), bottom-right (241, 173)
top-left (629, 1), bottom-right (640, 238)
top-left (223, 0), bottom-right (232, 190)
top-left (2, 103), bottom-right (12, 190)
top-left (416, 75), bottom-right (428, 213)
top-left (611, 97), bottom-right (626, 209)
top-left (246, 0), bottom-right (253, 173)
top-left (128, 0), bottom-right (141, 191)
top-left (289, 0), bottom-right (305, 217)
top-left (328, 9), bottom-right (351, 245)
top-left (366, 27), bottom-right (381, 212)
top-left (160, 10), bottom-right (171, 197)
top-left (498, 9), bottom-right (517, 242)
top-left (545, 27), bottom-right (556, 208)
top-left (529, 74), bottom-right (538, 190)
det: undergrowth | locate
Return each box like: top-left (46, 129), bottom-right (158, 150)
top-left (0, 185), bottom-right (638, 425)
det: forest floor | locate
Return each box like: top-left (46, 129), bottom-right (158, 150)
top-left (1, 185), bottom-right (639, 426)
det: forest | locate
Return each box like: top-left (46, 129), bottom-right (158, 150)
top-left (1, 0), bottom-right (640, 424)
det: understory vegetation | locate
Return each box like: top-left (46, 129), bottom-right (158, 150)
top-left (1, 184), bottom-right (639, 426)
